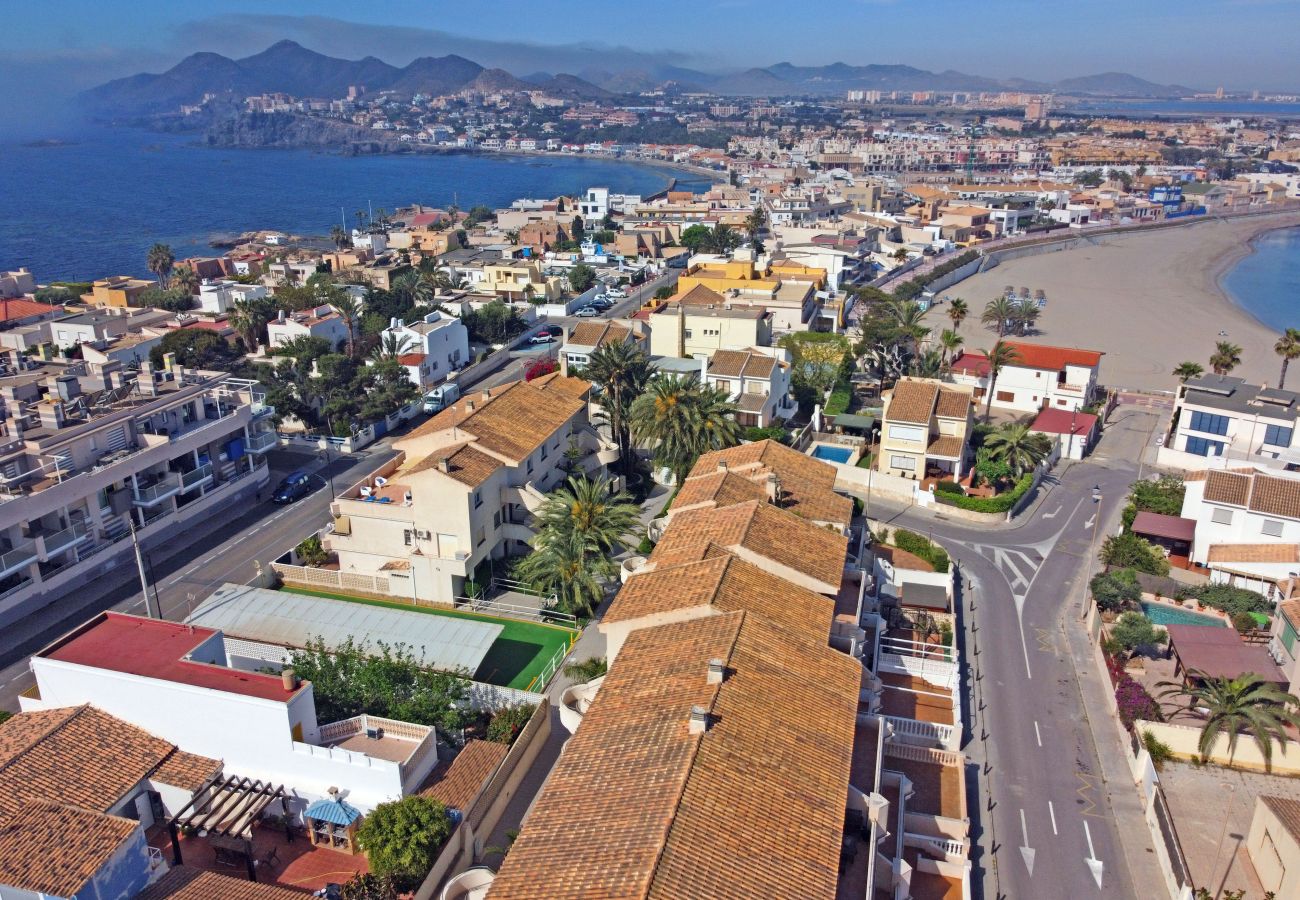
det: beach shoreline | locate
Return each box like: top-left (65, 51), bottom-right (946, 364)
top-left (927, 210), bottom-right (1300, 393)
top-left (1212, 221), bottom-right (1300, 333)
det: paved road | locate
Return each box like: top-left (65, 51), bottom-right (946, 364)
top-left (863, 402), bottom-right (1166, 899)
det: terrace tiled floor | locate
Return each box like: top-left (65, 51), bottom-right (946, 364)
top-left (147, 824), bottom-right (367, 893)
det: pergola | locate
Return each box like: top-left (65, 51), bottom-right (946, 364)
top-left (166, 774), bottom-right (291, 882)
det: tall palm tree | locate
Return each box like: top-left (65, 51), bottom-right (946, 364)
top-left (981, 341), bottom-right (1022, 419)
top-left (1011, 298), bottom-right (1040, 336)
top-left (230, 297), bottom-right (275, 352)
top-left (332, 294), bottom-right (362, 359)
top-left (580, 342), bottom-right (653, 477)
top-left (888, 299), bottom-right (930, 358)
top-left (983, 423), bottom-right (1054, 477)
top-left (1209, 341), bottom-right (1243, 376)
top-left (1172, 361), bottom-right (1204, 383)
top-left (146, 243), bottom-right (175, 287)
top-left (1275, 328), bottom-right (1300, 390)
top-left (912, 348), bottom-right (944, 379)
top-left (514, 528), bottom-right (612, 616)
top-left (371, 332), bottom-right (417, 361)
top-left (329, 225), bottom-right (350, 250)
top-left (981, 296), bottom-right (1016, 337)
top-left (629, 376), bottom-right (740, 486)
top-left (171, 265), bottom-right (199, 295)
top-left (947, 298), bottom-right (968, 330)
top-left (939, 329), bottom-right (964, 365)
top-left (1158, 672), bottom-right (1300, 771)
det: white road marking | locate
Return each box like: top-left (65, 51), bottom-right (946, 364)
top-left (1048, 800), bottom-right (1058, 835)
top-left (1083, 820), bottom-right (1105, 888)
top-left (1019, 808), bottom-right (1036, 876)
top-left (1042, 504), bottom-right (1062, 519)
top-left (1083, 513), bottom-right (1097, 530)
top-left (1034, 721), bottom-right (1042, 747)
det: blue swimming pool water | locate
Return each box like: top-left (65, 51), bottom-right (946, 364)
top-left (1140, 601), bottom-right (1226, 628)
top-left (811, 445), bottom-right (853, 464)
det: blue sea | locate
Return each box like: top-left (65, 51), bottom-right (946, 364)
top-left (1063, 99), bottom-right (1300, 118)
top-left (1221, 226), bottom-right (1300, 333)
top-left (0, 127), bottom-right (711, 282)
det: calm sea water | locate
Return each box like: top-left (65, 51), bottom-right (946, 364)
top-left (1221, 226), bottom-right (1300, 333)
top-left (1064, 99), bottom-right (1300, 118)
top-left (0, 127), bottom-right (711, 282)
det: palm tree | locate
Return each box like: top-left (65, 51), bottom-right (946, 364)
top-left (329, 225), bottom-right (350, 250)
top-left (1172, 361), bottom-right (1204, 383)
top-left (1011, 298), bottom-right (1040, 336)
top-left (912, 348), bottom-right (944, 379)
top-left (146, 243), bottom-right (175, 287)
top-left (981, 296), bottom-right (1016, 337)
top-left (1209, 341), bottom-right (1243, 376)
top-left (515, 528), bottom-right (612, 616)
top-left (629, 376), bottom-right (741, 486)
top-left (230, 297), bottom-right (274, 352)
top-left (947, 298), bottom-right (968, 330)
top-left (332, 294), bottom-right (362, 358)
top-left (1158, 672), bottom-right (1300, 771)
top-left (939, 329), bottom-right (964, 365)
top-left (371, 332), bottom-right (416, 360)
top-left (888, 299), bottom-right (930, 358)
top-left (981, 341), bottom-right (1022, 419)
top-left (1275, 328), bottom-right (1300, 389)
top-left (983, 423), bottom-right (1054, 477)
top-left (580, 342), bottom-right (653, 477)
top-left (171, 265), bottom-right (199, 295)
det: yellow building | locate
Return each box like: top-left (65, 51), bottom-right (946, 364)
top-left (85, 276), bottom-right (153, 308)
top-left (675, 250), bottom-right (827, 332)
top-left (483, 260), bottom-right (564, 301)
top-left (877, 378), bottom-right (975, 483)
top-left (647, 286), bottom-right (774, 359)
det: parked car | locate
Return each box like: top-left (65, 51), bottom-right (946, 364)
top-left (605, 286), bottom-right (627, 299)
top-left (423, 382), bottom-right (461, 415)
top-left (589, 299), bottom-right (613, 311)
top-left (574, 306), bottom-right (600, 317)
top-left (540, 324), bottom-right (563, 336)
top-left (529, 332), bottom-right (556, 345)
top-left (271, 471), bottom-right (312, 504)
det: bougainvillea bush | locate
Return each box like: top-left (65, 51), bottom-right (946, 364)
top-left (1115, 673), bottom-right (1163, 730)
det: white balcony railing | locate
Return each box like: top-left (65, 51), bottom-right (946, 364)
top-left (39, 522), bottom-right (91, 558)
top-left (246, 431), bottom-right (280, 453)
top-left (0, 540), bottom-right (39, 579)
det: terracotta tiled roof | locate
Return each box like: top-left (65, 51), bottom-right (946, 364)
top-left (0, 801), bottom-right (140, 897)
top-left (151, 750), bottom-right (223, 793)
top-left (650, 500), bottom-right (847, 592)
top-left (1204, 470), bottom-right (1252, 507)
top-left (487, 610), bottom-right (860, 900)
top-left (1206, 543), bottom-right (1300, 564)
top-left (690, 440), bottom-right (853, 528)
top-left (927, 435), bottom-right (966, 458)
top-left (0, 299), bottom-right (58, 323)
top-left (735, 391), bottom-right (768, 413)
top-left (1248, 473), bottom-right (1300, 519)
top-left (671, 469), bottom-right (768, 512)
top-left (672, 284), bottom-right (728, 306)
top-left (1261, 795), bottom-right (1300, 842)
top-left (951, 341), bottom-right (1102, 375)
top-left (885, 379), bottom-right (940, 425)
top-left (0, 705), bottom-right (195, 818)
top-left (136, 867), bottom-right (310, 899)
top-left (566, 320), bottom-right (633, 349)
top-left (934, 389), bottom-right (971, 420)
top-left (876, 545), bottom-right (935, 573)
top-left (1280, 599), bottom-right (1300, 631)
top-left (421, 739), bottom-right (508, 811)
top-left (709, 349), bottom-right (777, 379)
top-left (397, 352), bottom-right (427, 366)
top-left (527, 370), bottom-right (592, 399)
top-left (406, 441), bottom-right (502, 487)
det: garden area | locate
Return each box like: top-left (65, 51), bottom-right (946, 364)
top-left (930, 421), bottom-right (1051, 514)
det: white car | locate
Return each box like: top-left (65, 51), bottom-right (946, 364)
top-left (605, 287), bottom-right (627, 299)
top-left (574, 306), bottom-right (600, 317)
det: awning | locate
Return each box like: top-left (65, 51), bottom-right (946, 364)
top-left (1131, 511), bottom-right (1196, 543)
top-left (831, 413), bottom-right (876, 431)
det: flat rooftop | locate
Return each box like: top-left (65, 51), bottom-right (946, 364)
top-left (40, 612), bottom-right (298, 702)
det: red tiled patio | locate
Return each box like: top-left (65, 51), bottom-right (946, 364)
top-left (147, 823), bottom-right (367, 893)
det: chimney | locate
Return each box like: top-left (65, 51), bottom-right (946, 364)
top-left (53, 374), bottom-right (81, 402)
top-left (281, 668), bottom-right (298, 691)
top-left (277, 309), bottom-right (287, 323)
top-left (766, 472), bottom-right (781, 504)
top-left (676, 301), bottom-right (686, 359)
top-left (163, 352), bottom-right (177, 372)
top-left (560, 353), bottom-right (569, 378)
top-left (39, 401), bottom-right (65, 430)
top-left (688, 705), bottom-right (710, 735)
top-left (707, 658), bottom-right (726, 684)
top-left (438, 456), bottom-right (451, 473)
top-left (481, 390), bottom-right (491, 402)
top-left (465, 400), bottom-right (475, 413)
top-left (717, 460), bottom-right (728, 474)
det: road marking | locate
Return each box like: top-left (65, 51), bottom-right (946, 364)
top-left (1083, 513), bottom-right (1097, 530)
top-left (1048, 800), bottom-right (1058, 835)
top-left (1042, 504), bottom-right (1062, 519)
top-left (1034, 721), bottom-right (1042, 747)
top-left (1019, 808), bottom-right (1036, 876)
top-left (1083, 820), bottom-right (1105, 888)
top-left (1076, 771), bottom-right (1103, 817)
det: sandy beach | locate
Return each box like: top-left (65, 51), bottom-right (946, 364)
top-left (924, 212), bottom-right (1300, 393)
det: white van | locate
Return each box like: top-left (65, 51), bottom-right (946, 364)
top-left (423, 382), bottom-right (461, 415)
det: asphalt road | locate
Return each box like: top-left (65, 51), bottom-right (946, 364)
top-left (865, 402), bottom-right (1165, 900)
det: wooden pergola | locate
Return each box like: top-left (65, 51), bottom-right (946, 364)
top-left (166, 774), bottom-right (291, 882)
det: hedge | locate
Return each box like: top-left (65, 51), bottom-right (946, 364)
top-left (892, 528), bottom-right (950, 573)
top-left (935, 471), bottom-right (1034, 513)
top-left (934, 479), bottom-right (964, 495)
top-left (892, 249), bottom-right (981, 300)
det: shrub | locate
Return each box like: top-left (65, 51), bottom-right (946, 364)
top-left (636, 535), bottom-right (656, 554)
top-left (892, 529), bottom-right (950, 573)
top-left (1142, 729), bottom-right (1174, 771)
top-left (524, 357), bottom-right (558, 381)
top-left (1187, 583), bottom-right (1269, 617)
top-left (1115, 674), bottom-right (1163, 730)
top-left (934, 479), bottom-right (965, 495)
top-left (294, 535), bottom-right (329, 567)
top-left (487, 703), bottom-right (537, 745)
top-left (1110, 611), bottom-right (1168, 654)
top-left (355, 796), bottom-right (454, 886)
top-left (341, 873), bottom-right (401, 900)
top-left (1100, 532), bottom-right (1170, 576)
top-left (563, 656), bottom-right (608, 683)
top-left (934, 472), bottom-right (1034, 513)
top-left (824, 380), bottom-right (852, 416)
top-left (743, 424), bottom-right (788, 444)
top-left (1090, 568), bottom-right (1141, 613)
top-left (1231, 611), bottom-right (1258, 633)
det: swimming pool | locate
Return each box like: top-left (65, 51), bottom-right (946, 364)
top-left (1140, 601), bottom-right (1226, 628)
top-left (811, 445), bottom-right (854, 464)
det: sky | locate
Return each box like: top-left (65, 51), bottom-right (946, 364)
top-left (4, 0), bottom-right (1300, 134)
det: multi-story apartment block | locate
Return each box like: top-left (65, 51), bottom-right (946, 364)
top-left (948, 342), bottom-right (1103, 414)
top-left (380, 311), bottom-right (470, 391)
top-left (674, 251), bottom-right (828, 333)
top-left (324, 375), bottom-right (612, 603)
top-left (704, 348), bottom-right (796, 428)
top-left (197, 278), bottom-right (269, 315)
top-left (85, 276), bottom-right (154, 309)
top-left (559, 320), bottom-right (646, 371)
top-left (1162, 375), bottom-right (1300, 469)
top-left (0, 353), bottom-right (275, 626)
top-left (482, 259), bottom-right (564, 302)
top-left (877, 377), bottom-right (975, 482)
top-left (646, 286), bottom-right (774, 359)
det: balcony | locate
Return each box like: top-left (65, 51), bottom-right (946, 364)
top-left (246, 430), bottom-right (280, 454)
top-left (181, 464), bottom-right (214, 492)
top-left (132, 472), bottom-right (182, 506)
top-left (37, 522), bottom-right (91, 558)
top-left (0, 540), bottom-right (39, 579)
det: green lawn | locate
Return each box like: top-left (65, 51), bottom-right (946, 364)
top-left (280, 587), bottom-right (577, 691)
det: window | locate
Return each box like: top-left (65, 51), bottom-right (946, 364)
top-left (1264, 424), bottom-right (1294, 447)
top-left (888, 424), bottom-right (926, 442)
top-left (1211, 507), bottom-right (1234, 525)
top-left (1185, 436), bottom-right (1225, 457)
top-left (526, 459), bottom-right (534, 474)
top-left (473, 491), bottom-right (482, 508)
top-left (890, 455), bottom-right (916, 471)
top-left (493, 511), bottom-right (501, 528)
top-left (1189, 410), bottom-right (1230, 436)
top-left (476, 527), bottom-right (486, 547)
top-left (996, 390), bottom-right (1015, 402)
top-left (1262, 519), bottom-right (1285, 537)
top-left (541, 445), bottom-right (548, 460)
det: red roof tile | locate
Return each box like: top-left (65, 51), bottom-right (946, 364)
top-left (397, 353), bottom-right (427, 366)
top-left (1031, 407), bottom-right (1099, 435)
top-left (0, 299), bottom-right (58, 323)
top-left (952, 342), bottom-right (1103, 376)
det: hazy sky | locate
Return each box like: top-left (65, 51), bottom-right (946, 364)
top-left (5, 0), bottom-right (1300, 134)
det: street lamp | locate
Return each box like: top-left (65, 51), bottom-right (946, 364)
top-left (319, 446), bottom-right (336, 500)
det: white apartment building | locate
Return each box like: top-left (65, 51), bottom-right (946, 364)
top-left (560, 320), bottom-right (646, 370)
top-left (948, 341), bottom-right (1103, 413)
top-left (197, 278), bottom-right (269, 315)
top-left (380, 311), bottom-right (470, 391)
top-left (324, 375), bottom-right (614, 603)
top-left (0, 354), bottom-right (275, 627)
top-left (0, 268), bottom-right (36, 299)
top-left (1181, 467), bottom-right (1300, 595)
top-left (704, 348), bottom-right (796, 428)
top-left (646, 286), bottom-right (774, 359)
top-left (578, 186), bottom-right (610, 220)
top-left (266, 304), bottom-right (354, 351)
top-left (1161, 376), bottom-right (1300, 470)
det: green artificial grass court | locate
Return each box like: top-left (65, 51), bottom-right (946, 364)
top-left (281, 586), bottom-right (576, 691)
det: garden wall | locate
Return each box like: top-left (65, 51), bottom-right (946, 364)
top-left (1134, 719), bottom-right (1300, 775)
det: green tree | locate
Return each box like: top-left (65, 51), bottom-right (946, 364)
top-left (137, 287), bottom-right (195, 313)
top-left (1110, 611), bottom-right (1168, 656)
top-left (630, 375), bottom-right (741, 486)
top-left (1275, 328), bottom-right (1300, 390)
top-left (515, 528), bottom-right (611, 616)
top-left (777, 332), bottom-right (850, 398)
top-left (463, 205), bottom-right (494, 227)
top-left (146, 243), bottom-right (175, 287)
top-left (947, 298), bottom-right (968, 330)
top-left (332, 294), bottom-right (362, 359)
top-left (580, 342), bottom-right (653, 477)
top-left (340, 873), bottom-right (399, 900)
top-left (679, 223), bottom-right (713, 253)
top-left (887, 299), bottom-right (930, 358)
top-left (983, 423), bottom-right (1053, 477)
top-left (571, 215), bottom-right (585, 243)
top-left (1090, 568), bottom-right (1141, 613)
top-left (462, 300), bottom-right (526, 344)
top-left (1210, 341), bottom-right (1242, 376)
top-left (487, 703), bottom-right (537, 744)
top-left (149, 330), bottom-right (238, 370)
top-left (371, 331), bottom-right (417, 361)
top-left (1158, 672), bottom-right (1300, 770)
top-left (355, 796), bottom-right (454, 886)
top-left (980, 341), bottom-right (1022, 419)
top-left (939, 329), bottom-right (964, 365)
top-left (171, 265), bottom-right (199, 295)
top-left (330, 225), bottom-right (350, 250)
top-left (568, 263), bottom-right (597, 294)
top-left (981, 296), bottom-right (1016, 337)
top-left (1077, 169), bottom-right (1105, 187)
top-left (1172, 361), bottom-right (1204, 383)
top-left (1100, 531), bottom-right (1170, 575)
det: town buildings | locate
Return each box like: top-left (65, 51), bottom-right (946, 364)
top-left (948, 341), bottom-right (1103, 414)
top-left (876, 378), bottom-right (975, 482)
top-left (1162, 375), bottom-right (1300, 469)
top-left (380, 311), bottom-right (470, 391)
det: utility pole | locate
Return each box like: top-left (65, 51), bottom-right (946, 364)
top-left (129, 519), bottom-right (156, 619)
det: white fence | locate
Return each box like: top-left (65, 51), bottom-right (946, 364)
top-left (878, 651), bottom-right (958, 692)
top-left (879, 714), bottom-right (957, 751)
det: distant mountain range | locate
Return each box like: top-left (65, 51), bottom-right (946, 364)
top-left (83, 39), bottom-right (1197, 116)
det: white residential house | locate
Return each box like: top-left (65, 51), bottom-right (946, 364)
top-left (948, 341), bottom-right (1103, 414)
top-left (265, 304), bottom-right (354, 352)
top-left (704, 348), bottom-right (797, 428)
top-left (578, 187), bottom-right (610, 220)
top-left (1160, 376), bottom-right (1300, 470)
top-left (560, 320), bottom-right (646, 370)
top-left (1181, 467), bottom-right (1300, 596)
top-left (197, 279), bottom-right (269, 315)
top-left (380, 312), bottom-right (470, 391)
